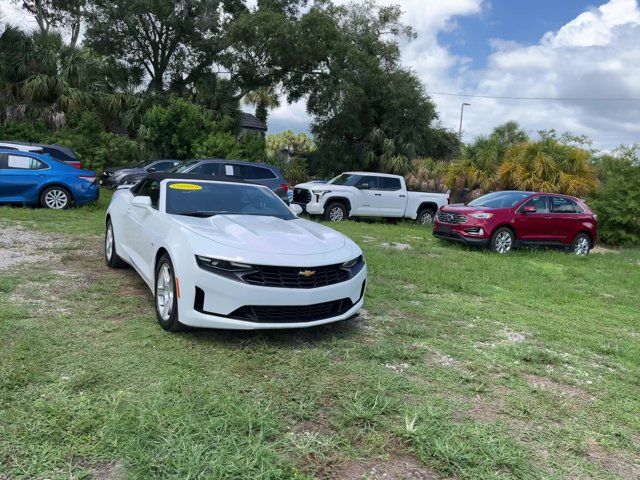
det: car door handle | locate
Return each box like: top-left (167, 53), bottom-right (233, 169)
top-left (374, 193), bottom-right (382, 196)
top-left (544, 216), bottom-right (552, 219)
top-left (399, 195), bottom-right (406, 198)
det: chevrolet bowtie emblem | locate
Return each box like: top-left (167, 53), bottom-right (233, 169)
top-left (298, 270), bottom-right (316, 277)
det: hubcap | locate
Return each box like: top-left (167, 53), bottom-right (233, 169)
top-left (574, 237), bottom-right (590, 256)
top-left (105, 224), bottom-right (114, 261)
top-left (329, 206), bottom-right (344, 222)
top-left (495, 231), bottom-right (513, 253)
top-left (419, 212), bottom-right (434, 225)
top-left (44, 189), bottom-right (68, 209)
top-left (156, 263), bottom-right (174, 321)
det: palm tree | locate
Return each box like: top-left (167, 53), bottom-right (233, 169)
top-left (243, 86), bottom-right (280, 126)
top-left (446, 135), bottom-right (502, 193)
top-left (499, 139), bottom-right (598, 196)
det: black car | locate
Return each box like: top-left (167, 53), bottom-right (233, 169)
top-left (0, 141), bottom-right (82, 168)
top-left (122, 159), bottom-right (291, 204)
top-left (99, 160), bottom-right (181, 188)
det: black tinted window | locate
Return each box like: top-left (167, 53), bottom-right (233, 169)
top-left (190, 162), bottom-right (220, 176)
top-left (551, 197), bottom-right (578, 213)
top-left (153, 161), bottom-right (178, 172)
top-left (380, 177), bottom-right (401, 190)
top-left (243, 165), bottom-right (277, 180)
top-left (522, 196), bottom-right (549, 213)
top-left (356, 176), bottom-right (379, 189)
top-left (135, 180), bottom-right (160, 209)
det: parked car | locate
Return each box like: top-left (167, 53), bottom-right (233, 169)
top-left (99, 159), bottom-right (181, 188)
top-left (0, 149), bottom-right (99, 209)
top-left (165, 159), bottom-right (291, 204)
top-left (0, 141), bottom-right (83, 169)
top-left (104, 173), bottom-right (366, 331)
top-left (433, 191), bottom-right (598, 255)
top-left (293, 172), bottom-right (450, 223)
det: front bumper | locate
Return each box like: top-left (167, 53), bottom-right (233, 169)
top-left (292, 199), bottom-right (325, 215)
top-left (177, 262), bottom-right (367, 330)
top-left (432, 221), bottom-right (490, 247)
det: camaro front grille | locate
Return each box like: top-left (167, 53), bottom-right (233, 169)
top-left (292, 188), bottom-right (312, 205)
top-left (242, 263), bottom-right (351, 288)
top-left (436, 212), bottom-right (468, 224)
top-left (229, 298), bottom-right (354, 323)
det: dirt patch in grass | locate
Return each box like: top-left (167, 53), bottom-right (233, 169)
top-left (329, 457), bottom-right (438, 480)
top-left (0, 224), bottom-right (68, 270)
top-left (524, 374), bottom-right (594, 407)
top-left (585, 438), bottom-right (640, 479)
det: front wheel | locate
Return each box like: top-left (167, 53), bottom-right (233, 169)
top-left (491, 227), bottom-right (514, 254)
top-left (155, 254), bottom-right (183, 332)
top-left (105, 220), bottom-right (127, 268)
top-left (324, 202), bottom-right (348, 222)
top-left (570, 233), bottom-right (591, 256)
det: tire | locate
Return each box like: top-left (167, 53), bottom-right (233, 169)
top-left (105, 219), bottom-right (127, 268)
top-left (40, 186), bottom-right (70, 209)
top-left (570, 233), bottom-right (591, 256)
top-left (490, 227), bottom-right (515, 254)
top-left (324, 202), bottom-right (348, 222)
top-left (154, 254), bottom-right (183, 332)
top-left (416, 208), bottom-right (436, 225)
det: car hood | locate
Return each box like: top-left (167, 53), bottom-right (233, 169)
top-left (440, 203), bottom-right (499, 214)
top-left (171, 215), bottom-right (347, 255)
top-left (294, 182), bottom-right (353, 192)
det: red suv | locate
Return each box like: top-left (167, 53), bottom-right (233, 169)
top-left (433, 191), bottom-right (597, 255)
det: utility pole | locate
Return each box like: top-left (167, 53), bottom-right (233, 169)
top-left (459, 102), bottom-right (471, 139)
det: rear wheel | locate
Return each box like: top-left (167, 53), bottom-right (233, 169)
top-left (491, 227), bottom-right (514, 254)
top-left (155, 254), bottom-right (183, 332)
top-left (324, 202), bottom-right (347, 222)
top-left (40, 186), bottom-right (70, 209)
top-left (416, 208), bottom-right (436, 225)
top-left (105, 220), bottom-right (127, 268)
top-left (570, 233), bottom-right (591, 256)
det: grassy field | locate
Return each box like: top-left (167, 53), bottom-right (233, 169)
top-left (1, 193), bottom-right (639, 480)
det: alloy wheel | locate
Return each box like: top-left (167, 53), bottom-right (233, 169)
top-left (495, 231), bottom-right (513, 254)
top-left (329, 206), bottom-right (344, 222)
top-left (44, 189), bottom-right (68, 209)
top-left (105, 224), bottom-right (114, 261)
top-left (419, 211), bottom-right (434, 225)
top-left (574, 236), bottom-right (590, 256)
top-left (156, 263), bottom-right (174, 321)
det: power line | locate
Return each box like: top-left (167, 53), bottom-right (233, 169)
top-left (426, 91), bottom-right (640, 101)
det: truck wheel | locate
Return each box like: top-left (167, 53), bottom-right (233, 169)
top-left (324, 202), bottom-right (347, 222)
top-left (416, 208), bottom-right (436, 225)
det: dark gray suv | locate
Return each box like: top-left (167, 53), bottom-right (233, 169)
top-left (172, 159), bottom-right (290, 204)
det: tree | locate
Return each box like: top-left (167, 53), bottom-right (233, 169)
top-left (243, 86), bottom-right (280, 126)
top-left (489, 121), bottom-right (528, 150)
top-left (446, 136), bottom-right (502, 193)
top-left (14, 0), bottom-right (86, 48)
top-left (266, 130), bottom-right (315, 159)
top-left (499, 138), bottom-right (598, 196)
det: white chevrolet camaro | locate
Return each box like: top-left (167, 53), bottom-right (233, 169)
top-left (105, 174), bottom-right (367, 331)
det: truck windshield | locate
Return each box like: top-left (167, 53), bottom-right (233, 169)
top-left (328, 174), bottom-right (361, 186)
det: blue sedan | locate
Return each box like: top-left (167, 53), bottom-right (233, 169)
top-left (0, 149), bottom-right (99, 209)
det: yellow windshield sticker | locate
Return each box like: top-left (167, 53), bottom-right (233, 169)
top-left (169, 183), bottom-right (202, 191)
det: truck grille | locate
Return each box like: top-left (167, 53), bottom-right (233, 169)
top-left (436, 212), bottom-right (468, 224)
top-left (292, 188), bottom-right (312, 205)
top-left (229, 298), bottom-right (354, 323)
top-left (242, 263), bottom-right (351, 289)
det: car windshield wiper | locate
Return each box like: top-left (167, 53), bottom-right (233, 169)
top-left (176, 211), bottom-right (219, 218)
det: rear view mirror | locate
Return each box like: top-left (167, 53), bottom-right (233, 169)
top-left (147, 167), bottom-right (157, 173)
top-left (523, 205), bottom-right (537, 213)
top-left (132, 196), bottom-right (152, 208)
top-left (358, 183), bottom-right (370, 190)
top-left (290, 203), bottom-right (303, 215)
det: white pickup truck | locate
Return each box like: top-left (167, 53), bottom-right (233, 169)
top-left (292, 172), bottom-right (450, 223)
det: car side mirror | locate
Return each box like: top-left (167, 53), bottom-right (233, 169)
top-left (523, 205), bottom-right (537, 213)
top-left (147, 167), bottom-right (157, 173)
top-left (358, 183), bottom-right (370, 190)
top-left (290, 203), bottom-right (303, 215)
top-left (132, 196), bottom-right (152, 208)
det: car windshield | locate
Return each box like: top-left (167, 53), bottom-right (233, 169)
top-left (165, 181), bottom-right (296, 220)
top-left (467, 191), bottom-right (531, 208)
top-left (328, 174), bottom-right (361, 186)
top-left (171, 160), bottom-right (200, 173)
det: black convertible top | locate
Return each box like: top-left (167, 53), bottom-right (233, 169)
top-left (141, 172), bottom-right (259, 186)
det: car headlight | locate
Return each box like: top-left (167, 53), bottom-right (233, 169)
top-left (196, 256), bottom-right (253, 272)
top-left (341, 255), bottom-right (364, 269)
top-left (312, 189), bottom-right (331, 199)
top-left (469, 212), bottom-right (494, 219)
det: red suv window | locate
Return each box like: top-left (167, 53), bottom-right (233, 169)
top-left (550, 196), bottom-right (582, 213)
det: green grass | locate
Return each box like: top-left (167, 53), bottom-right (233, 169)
top-left (1, 198), bottom-right (639, 479)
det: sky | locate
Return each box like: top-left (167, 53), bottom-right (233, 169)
top-left (2, 0), bottom-right (639, 150)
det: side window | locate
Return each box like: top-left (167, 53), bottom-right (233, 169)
top-left (134, 180), bottom-right (160, 209)
top-left (522, 196), bottom-right (549, 213)
top-left (224, 164), bottom-right (243, 178)
top-left (0, 154), bottom-right (7, 168)
top-left (550, 196), bottom-right (576, 213)
top-left (356, 176), bottom-right (379, 189)
top-left (190, 163), bottom-right (220, 176)
top-left (244, 166), bottom-right (277, 180)
top-left (380, 177), bottom-right (402, 191)
top-left (153, 161), bottom-right (177, 172)
top-left (6, 154), bottom-right (47, 170)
